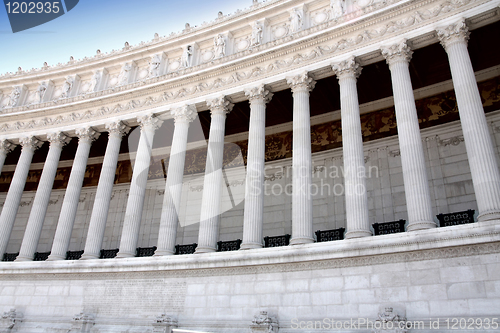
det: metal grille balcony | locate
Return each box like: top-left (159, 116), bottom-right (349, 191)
top-left (264, 234), bottom-right (290, 248)
top-left (217, 239), bottom-right (241, 252)
top-left (437, 209), bottom-right (475, 227)
top-left (99, 249), bottom-right (119, 259)
top-left (373, 220), bottom-right (406, 235)
top-left (175, 243), bottom-right (197, 255)
top-left (2, 252), bottom-right (18, 262)
top-left (136, 246), bottom-right (157, 257)
top-left (315, 228), bottom-right (345, 242)
top-left (34, 251), bottom-right (51, 261)
top-left (66, 250), bottom-right (84, 260)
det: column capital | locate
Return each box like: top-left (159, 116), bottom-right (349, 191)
top-left (172, 105), bottom-right (197, 124)
top-left (47, 132), bottom-right (71, 148)
top-left (105, 121), bottom-right (130, 138)
top-left (286, 72), bottom-right (316, 93)
top-left (19, 136), bottom-right (43, 151)
top-left (437, 19), bottom-right (470, 50)
top-left (206, 95), bottom-right (234, 116)
top-left (381, 40), bottom-right (413, 66)
top-left (75, 127), bottom-right (100, 144)
top-left (0, 140), bottom-right (16, 155)
top-left (138, 113), bottom-right (164, 130)
top-left (244, 85), bottom-right (273, 104)
top-left (332, 56), bottom-right (362, 80)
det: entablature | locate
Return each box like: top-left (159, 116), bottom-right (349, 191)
top-left (0, 0), bottom-right (498, 137)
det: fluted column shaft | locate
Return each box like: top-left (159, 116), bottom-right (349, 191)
top-left (438, 21), bottom-right (500, 221)
top-left (382, 41), bottom-right (436, 231)
top-left (0, 136), bottom-right (42, 256)
top-left (117, 114), bottom-right (163, 258)
top-left (287, 72), bottom-right (316, 245)
top-left (155, 106), bottom-right (197, 256)
top-left (195, 96), bottom-right (233, 253)
top-left (332, 58), bottom-right (371, 238)
top-left (81, 122), bottom-right (129, 260)
top-left (47, 128), bottom-right (100, 261)
top-left (0, 140), bottom-right (15, 176)
top-left (241, 86), bottom-right (273, 250)
top-left (16, 133), bottom-right (71, 261)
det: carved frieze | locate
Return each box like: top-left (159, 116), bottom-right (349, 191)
top-left (1, 308), bottom-right (22, 331)
top-left (250, 311), bottom-right (279, 333)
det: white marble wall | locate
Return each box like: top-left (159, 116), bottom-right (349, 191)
top-left (0, 221), bottom-right (498, 332)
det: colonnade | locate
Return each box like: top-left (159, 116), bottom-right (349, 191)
top-left (0, 21), bottom-right (499, 261)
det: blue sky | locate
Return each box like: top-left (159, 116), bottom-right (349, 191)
top-left (0, 0), bottom-right (252, 74)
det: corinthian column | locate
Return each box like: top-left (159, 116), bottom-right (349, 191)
top-left (241, 85), bottom-right (273, 250)
top-left (332, 57), bottom-right (371, 239)
top-left (0, 136), bottom-right (43, 257)
top-left (381, 41), bottom-right (436, 231)
top-left (16, 132), bottom-right (71, 261)
top-left (286, 72), bottom-right (316, 245)
top-left (437, 20), bottom-right (500, 221)
top-left (116, 114), bottom-right (163, 258)
top-left (0, 140), bottom-right (15, 175)
top-left (81, 121), bottom-right (129, 260)
top-left (47, 127), bottom-right (100, 261)
top-left (195, 96), bottom-right (233, 253)
top-left (155, 106), bottom-right (197, 256)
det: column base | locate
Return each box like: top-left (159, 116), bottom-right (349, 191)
top-left (79, 253), bottom-right (100, 260)
top-left (239, 242), bottom-right (263, 250)
top-left (477, 210), bottom-right (500, 222)
top-left (153, 249), bottom-right (174, 256)
top-left (46, 254), bottom-right (66, 261)
top-left (406, 220), bottom-right (437, 232)
top-left (115, 251), bottom-right (135, 259)
top-left (194, 246), bottom-right (216, 254)
top-left (289, 237), bottom-right (315, 245)
top-left (345, 230), bottom-right (372, 239)
top-left (13, 255), bottom-right (32, 262)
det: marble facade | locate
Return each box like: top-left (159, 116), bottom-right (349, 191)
top-left (0, 0), bottom-right (500, 331)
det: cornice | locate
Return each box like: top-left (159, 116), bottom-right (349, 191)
top-left (0, 0), bottom-right (497, 138)
top-left (0, 220), bottom-right (498, 279)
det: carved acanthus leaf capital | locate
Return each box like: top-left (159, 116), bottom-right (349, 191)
top-left (206, 95), bottom-right (234, 116)
top-left (381, 40), bottom-right (413, 65)
top-left (286, 72), bottom-right (316, 93)
top-left (105, 121), bottom-right (130, 138)
top-left (19, 136), bottom-right (43, 151)
top-left (75, 127), bottom-right (100, 143)
top-left (47, 132), bottom-right (71, 147)
top-left (172, 105), bottom-right (197, 123)
top-left (437, 19), bottom-right (470, 50)
top-left (138, 113), bottom-right (164, 130)
top-left (332, 56), bottom-right (362, 79)
top-left (244, 85), bottom-right (273, 104)
top-left (0, 140), bottom-right (15, 155)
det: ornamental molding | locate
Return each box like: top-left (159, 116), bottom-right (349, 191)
top-left (436, 18), bottom-right (470, 49)
top-left (437, 135), bottom-right (464, 146)
top-left (244, 85), bottom-right (273, 104)
top-left (47, 132), bottom-right (71, 147)
top-left (0, 0), bottom-right (493, 136)
top-left (19, 136), bottom-right (43, 151)
top-left (0, 236), bottom-right (498, 280)
top-left (138, 113), bottom-right (164, 130)
top-left (75, 126), bottom-right (100, 143)
top-left (0, 139), bottom-right (15, 154)
top-left (171, 105), bottom-right (197, 123)
top-left (332, 55), bottom-right (362, 79)
top-left (381, 39), bottom-right (413, 65)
